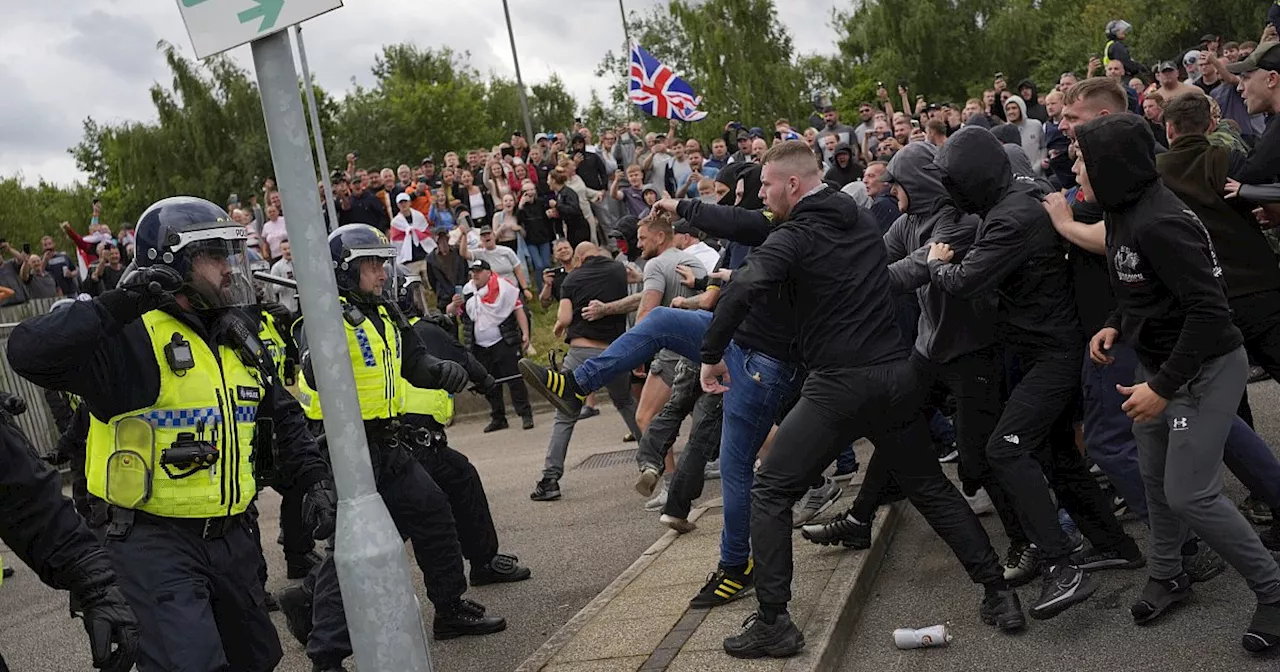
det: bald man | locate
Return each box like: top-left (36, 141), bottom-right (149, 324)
top-left (529, 241), bottom-right (643, 501)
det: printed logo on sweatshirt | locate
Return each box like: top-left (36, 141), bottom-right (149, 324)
top-left (1184, 210), bottom-right (1225, 279)
top-left (1113, 245), bottom-right (1145, 283)
top-left (1002, 434), bottom-right (1020, 445)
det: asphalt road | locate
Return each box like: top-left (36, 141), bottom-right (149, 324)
top-left (837, 379), bottom-right (1280, 672)
top-left (0, 402), bottom-right (700, 671)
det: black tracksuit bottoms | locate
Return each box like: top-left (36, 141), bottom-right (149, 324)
top-left (752, 359), bottom-right (1004, 613)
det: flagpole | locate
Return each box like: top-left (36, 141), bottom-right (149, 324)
top-left (501, 0), bottom-right (536, 143)
top-left (618, 0), bottom-right (634, 121)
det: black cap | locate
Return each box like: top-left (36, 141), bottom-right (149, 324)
top-left (748, 127), bottom-right (766, 139)
top-left (1228, 42), bottom-right (1280, 74)
top-left (673, 219), bottom-right (702, 237)
top-left (1156, 60), bottom-right (1179, 72)
top-left (468, 258), bottom-right (491, 271)
top-left (1200, 33), bottom-right (1219, 43)
top-left (478, 225), bottom-right (494, 235)
top-left (421, 156), bottom-right (434, 165)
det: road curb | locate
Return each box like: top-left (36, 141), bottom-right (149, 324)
top-left (513, 502), bottom-right (720, 672)
top-left (783, 500), bottom-right (905, 672)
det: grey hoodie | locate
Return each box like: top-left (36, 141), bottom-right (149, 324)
top-left (881, 142), bottom-right (998, 363)
top-left (1003, 95), bottom-right (1046, 175)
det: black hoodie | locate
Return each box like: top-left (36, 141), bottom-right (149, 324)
top-left (1017, 79), bottom-right (1049, 123)
top-left (927, 126), bottom-right (1083, 351)
top-left (823, 142), bottom-right (863, 188)
top-left (883, 142), bottom-right (998, 363)
top-left (701, 187), bottom-right (905, 371)
top-left (1077, 114), bottom-right (1242, 400)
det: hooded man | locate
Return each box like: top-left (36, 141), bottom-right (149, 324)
top-left (823, 142), bottom-right (863, 188)
top-left (805, 141), bottom-right (1029, 582)
top-left (926, 126), bottom-right (1141, 620)
top-left (572, 133), bottom-right (609, 192)
top-left (1003, 96), bottom-right (1046, 175)
top-left (1017, 79), bottom-right (1049, 123)
top-left (1075, 112), bottom-right (1280, 648)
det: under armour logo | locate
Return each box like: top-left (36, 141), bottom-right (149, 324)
top-left (1172, 417), bottom-right (1189, 431)
top-left (1003, 434), bottom-right (1020, 445)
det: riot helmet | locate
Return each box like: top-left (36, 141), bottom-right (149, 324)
top-left (132, 196), bottom-right (256, 311)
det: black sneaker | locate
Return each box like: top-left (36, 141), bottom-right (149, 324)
top-left (279, 584), bottom-right (314, 646)
top-left (1003, 542), bottom-right (1041, 587)
top-left (1070, 542), bottom-right (1146, 572)
top-left (1243, 601), bottom-right (1280, 652)
top-left (723, 612), bottom-right (805, 659)
top-left (286, 549), bottom-right (324, 580)
top-left (530, 478), bottom-right (561, 502)
top-left (979, 589), bottom-right (1026, 632)
top-left (521, 415), bottom-right (535, 430)
top-left (1131, 573), bottom-right (1191, 625)
top-left (1249, 365), bottom-right (1272, 384)
top-left (1182, 540), bottom-right (1226, 583)
top-left (470, 553), bottom-right (532, 586)
top-left (936, 442), bottom-right (960, 463)
top-left (690, 562), bottom-right (754, 608)
top-left (433, 598), bottom-right (507, 640)
top-left (1029, 562), bottom-right (1099, 620)
top-left (518, 358), bottom-right (584, 417)
top-left (800, 513), bottom-right (870, 549)
top-left (2, 566), bottom-right (13, 579)
top-left (483, 419), bottom-right (509, 433)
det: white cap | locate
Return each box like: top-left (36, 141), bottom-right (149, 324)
top-left (395, 192), bottom-right (412, 204)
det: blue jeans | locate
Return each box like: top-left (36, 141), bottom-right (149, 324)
top-left (1081, 343), bottom-right (1150, 522)
top-left (574, 307), bottom-right (710, 392)
top-left (527, 243), bottom-right (552, 290)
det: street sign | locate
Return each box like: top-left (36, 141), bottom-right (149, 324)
top-left (176, 0), bottom-right (343, 59)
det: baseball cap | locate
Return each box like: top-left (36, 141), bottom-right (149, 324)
top-left (673, 220), bottom-right (702, 237)
top-left (1183, 49), bottom-right (1201, 65)
top-left (420, 156), bottom-right (434, 165)
top-left (748, 127), bottom-right (766, 139)
top-left (1228, 42), bottom-right (1280, 74)
top-left (478, 225), bottom-right (494, 235)
top-left (1156, 61), bottom-right (1179, 72)
top-left (534, 133), bottom-right (550, 142)
top-left (468, 258), bottom-right (491, 271)
top-left (227, 193), bottom-right (240, 205)
top-left (395, 192), bottom-right (412, 204)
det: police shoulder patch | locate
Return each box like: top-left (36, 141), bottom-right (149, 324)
top-left (237, 385), bottom-right (262, 402)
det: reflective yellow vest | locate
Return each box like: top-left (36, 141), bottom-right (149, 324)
top-left (259, 310), bottom-right (289, 383)
top-left (295, 301), bottom-right (402, 421)
top-left (1103, 40), bottom-right (1116, 66)
top-left (85, 310), bottom-right (263, 518)
top-left (400, 317), bottom-right (455, 425)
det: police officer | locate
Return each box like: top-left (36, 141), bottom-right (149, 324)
top-left (292, 224), bottom-right (505, 672)
top-left (8, 196), bottom-right (338, 672)
top-left (0, 391), bottom-right (139, 672)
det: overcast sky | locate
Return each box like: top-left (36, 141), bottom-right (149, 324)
top-left (0, 0), bottom-right (842, 187)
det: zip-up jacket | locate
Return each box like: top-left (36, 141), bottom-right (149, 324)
top-left (1078, 114), bottom-right (1243, 399)
top-left (882, 142), bottom-right (998, 363)
top-left (927, 126), bottom-right (1084, 352)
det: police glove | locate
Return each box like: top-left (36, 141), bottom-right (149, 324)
top-left (64, 551), bottom-right (140, 672)
top-left (302, 480), bottom-right (338, 540)
top-left (0, 392), bottom-right (27, 416)
top-left (476, 374), bottom-right (497, 396)
top-left (429, 360), bottom-right (470, 393)
top-left (100, 266), bottom-right (182, 324)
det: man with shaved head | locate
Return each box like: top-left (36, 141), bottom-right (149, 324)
top-left (529, 238), bottom-right (642, 502)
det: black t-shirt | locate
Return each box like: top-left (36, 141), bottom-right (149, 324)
top-left (561, 256), bottom-right (628, 343)
top-left (44, 252), bottom-right (78, 296)
top-left (1068, 193), bottom-right (1114, 335)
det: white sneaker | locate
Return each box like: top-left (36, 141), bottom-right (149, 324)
top-left (660, 514), bottom-right (696, 533)
top-left (644, 486), bottom-right (669, 512)
top-left (635, 467), bottom-right (661, 497)
top-left (703, 459), bottom-right (721, 480)
top-left (791, 477), bottom-right (843, 527)
top-left (965, 487), bottom-right (994, 516)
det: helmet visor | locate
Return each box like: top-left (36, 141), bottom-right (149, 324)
top-left (183, 237), bottom-right (256, 310)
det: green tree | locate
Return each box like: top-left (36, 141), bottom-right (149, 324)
top-left (529, 75), bottom-right (577, 134)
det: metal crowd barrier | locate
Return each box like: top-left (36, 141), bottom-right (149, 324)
top-left (0, 297), bottom-right (63, 456)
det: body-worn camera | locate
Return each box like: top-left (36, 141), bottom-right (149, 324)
top-left (160, 432), bottom-right (219, 478)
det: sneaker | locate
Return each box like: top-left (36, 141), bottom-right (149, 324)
top-left (470, 553), bottom-right (532, 586)
top-left (483, 419), bottom-right (509, 433)
top-left (264, 591), bottom-right (281, 612)
top-left (800, 513), bottom-right (871, 549)
top-left (2, 566), bottom-right (13, 579)
top-left (518, 358), bottom-right (584, 417)
top-left (723, 612), bottom-right (805, 659)
top-left (622, 432), bottom-right (637, 442)
top-left (433, 598), bottom-right (507, 640)
top-left (521, 415), bottom-right (535, 430)
top-left (577, 405), bottom-right (600, 420)
top-left (965, 488), bottom-right (994, 516)
top-left (937, 444), bottom-right (960, 463)
top-left (1243, 601), bottom-right (1280, 652)
top-left (279, 584), bottom-right (314, 645)
top-left (690, 562), bottom-right (754, 608)
top-left (831, 465), bottom-right (857, 483)
top-left (660, 514), bottom-right (697, 534)
top-left (286, 549), bottom-right (324, 580)
top-left (1130, 573), bottom-right (1191, 625)
top-left (1241, 496), bottom-right (1274, 525)
top-left (529, 478), bottom-right (561, 502)
top-left (644, 486), bottom-right (669, 512)
top-left (1003, 543), bottom-right (1041, 587)
top-left (1249, 365), bottom-right (1272, 384)
top-left (1182, 540), bottom-right (1226, 583)
top-left (635, 466), bottom-right (662, 497)
top-left (791, 477), bottom-right (842, 527)
top-left (1070, 542), bottom-right (1146, 572)
top-left (1112, 496), bottom-right (1130, 519)
top-left (979, 589), bottom-right (1027, 632)
top-left (703, 459), bottom-right (721, 480)
top-left (1029, 562), bottom-right (1099, 620)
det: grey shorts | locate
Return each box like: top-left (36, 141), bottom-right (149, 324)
top-left (649, 352), bottom-right (689, 387)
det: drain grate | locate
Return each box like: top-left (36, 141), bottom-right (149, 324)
top-left (575, 448), bottom-right (638, 470)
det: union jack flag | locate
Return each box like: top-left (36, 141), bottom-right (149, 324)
top-left (629, 43), bottom-right (707, 122)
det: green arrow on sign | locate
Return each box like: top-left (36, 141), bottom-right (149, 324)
top-left (181, 0), bottom-right (209, 6)
top-left (238, 0), bottom-right (285, 32)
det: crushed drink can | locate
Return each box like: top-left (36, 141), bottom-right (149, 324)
top-left (893, 624), bottom-right (952, 649)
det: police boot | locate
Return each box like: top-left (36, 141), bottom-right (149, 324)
top-left (433, 598), bottom-right (507, 640)
top-left (279, 584), bottom-right (314, 645)
top-left (286, 549), bottom-right (324, 580)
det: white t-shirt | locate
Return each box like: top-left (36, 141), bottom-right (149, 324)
top-left (268, 258), bottom-right (296, 307)
top-left (469, 192), bottom-right (487, 220)
top-left (683, 241), bottom-right (721, 273)
top-left (261, 218), bottom-right (288, 259)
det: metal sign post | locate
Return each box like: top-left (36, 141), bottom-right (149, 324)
top-left (294, 25), bottom-right (340, 232)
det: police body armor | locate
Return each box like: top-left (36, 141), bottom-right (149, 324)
top-left (85, 310), bottom-right (263, 519)
top-left (400, 317), bottom-right (455, 426)
top-left (296, 300), bottom-right (403, 422)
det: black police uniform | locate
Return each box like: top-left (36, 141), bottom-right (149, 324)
top-left (0, 393), bottom-right (139, 672)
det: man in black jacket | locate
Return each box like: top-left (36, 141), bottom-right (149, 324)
top-left (0, 392), bottom-right (139, 672)
top-left (572, 133), bottom-right (609, 191)
top-left (927, 127), bottom-right (1138, 620)
top-left (1076, 113), bottom-right (1280, 649)
top-left (335, 175), bottom-right (390, 232)
top-left (705, 141), bottom-right (1019, 658)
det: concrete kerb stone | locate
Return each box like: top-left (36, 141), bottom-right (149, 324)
top-left (781, 500), bottom-right (905, 672)
top-left (514, 504), bottom-right (716, 672)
